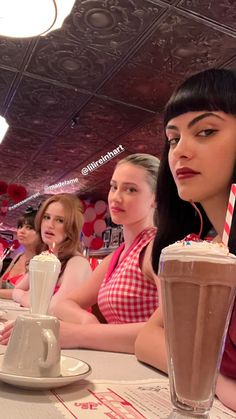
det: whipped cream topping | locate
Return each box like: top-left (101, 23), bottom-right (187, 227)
top-left (161, 240), bottom-right (236, 263)
top-left (32, 251), bottom-right (60, 264)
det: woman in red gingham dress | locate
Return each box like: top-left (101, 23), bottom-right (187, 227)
top-left (97, 227), bottom-right (158, 324)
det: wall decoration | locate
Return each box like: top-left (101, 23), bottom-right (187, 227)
top-left (82, 200), bottom-right (108, 251)
top-left (0, 180), bottom-right (28, 216)
top-left (81, 200), bottom-right (124, 254)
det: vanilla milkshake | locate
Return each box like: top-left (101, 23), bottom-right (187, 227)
top-left (158, 240), bottom-right (236, 417)
top-left (29, 251), bottom-right (61, 315)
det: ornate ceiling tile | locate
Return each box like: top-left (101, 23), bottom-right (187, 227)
top-left (99, 62), bottom-right (181, 111)
top-left (65, 0), bottom-right (165, 56)
top-left (224, 56), bottom-right (236, 69)
top-left (0, 37), bottom-right (31, 69)
top-left (99, 9), bottom-right (236, 108)
top-left (120, 115), bottom-right (164, 157)
top-left (5, 76), bottom-right (89, 134)
top-left (179, 0), bottom-right (236, 30)
top-left (26, 37), bottom-right (120, 91)
top-left (0, 129), bottom-right (51, 181)
top-left (132, 11), bottom-right (236, 73)
top-left (0, 69), bottom-right (17, 112)
top-left (66, 97), bottom-right (152, 140)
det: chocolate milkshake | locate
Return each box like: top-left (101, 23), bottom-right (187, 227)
top-left (158, 240), bottom-right (236, 417)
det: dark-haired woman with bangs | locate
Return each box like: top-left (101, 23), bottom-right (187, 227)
top-left (135, 68), bottom-right (236, 411)
top-left (0, 208), bottom-right (41, 299)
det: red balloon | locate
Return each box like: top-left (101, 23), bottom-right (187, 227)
top-left (0, 238), bottom-right (9, 249)
top-left (82, 222), bottom-right (94, 236)
top-left (90, 237), bottom-right (103, 250)
top-left (12, 239), bottom-right (20, 250)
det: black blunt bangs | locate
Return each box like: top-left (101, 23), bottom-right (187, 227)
top-left (164, 68), bottom-right (236, 128)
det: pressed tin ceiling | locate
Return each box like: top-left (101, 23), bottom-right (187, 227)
top-left (0, 0), bottom-right (235, 229)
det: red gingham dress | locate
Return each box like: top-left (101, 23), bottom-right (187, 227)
top-left (97, 227), bottom-right (158, 324)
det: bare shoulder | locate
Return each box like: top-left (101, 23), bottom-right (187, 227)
top-left (65, 254), bottom-right (91, 270)
top-left (65, 251), bottom-right (113, 280)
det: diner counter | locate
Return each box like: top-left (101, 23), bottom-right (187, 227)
top-left (0, 300), bottom-right (234, 419)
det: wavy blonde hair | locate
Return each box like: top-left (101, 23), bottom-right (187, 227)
top-left (35, 193), bottom-right (84, 265)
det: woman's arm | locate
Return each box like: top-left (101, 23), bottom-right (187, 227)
top-left (215, 374), bottom-right (236, 411)
top-left (0, 317), bottom-right (145, 353)
top-left (0, 288), bottom-right (13, 299)
top-left (59, 320), bottom-right (145, 353)
top-left (135, 308), bottom-right (167, 373)
top-left (51, 253), bottom-right (113, 324)
top-left (11, 274), bottom-right (30, 307)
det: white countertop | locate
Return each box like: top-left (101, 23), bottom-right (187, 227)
top-left (0, 300), bottom-right (164, 419)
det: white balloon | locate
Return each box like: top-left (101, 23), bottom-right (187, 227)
top-left (94, 200), bottom-right (107, 215)
top-left (84, 207), bottom-right (96, 222)
top-left (82, 235), bottom-right (93, 248)
top-left (94, 219), bottom-right (106, 235)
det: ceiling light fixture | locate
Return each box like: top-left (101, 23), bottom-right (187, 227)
top-left (0, 116), bottom-right (9, 144)
top-left (0, 0), bottom-right (76, 38)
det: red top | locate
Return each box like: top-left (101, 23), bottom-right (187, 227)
top-left (220, 300), bottom-right (236, 378)
top-left (2, 270), bottom-right (24, 286)
top-left (97, 227), bottom-right (158, 324)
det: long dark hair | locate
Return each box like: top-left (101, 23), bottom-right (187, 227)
top-left (152, 68), bottom-right (236, 273)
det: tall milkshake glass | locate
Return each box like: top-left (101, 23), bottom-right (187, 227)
top-left (158, 240), bottom-right (236, 417)
top-left (29, 252), bottom-right (61, 315)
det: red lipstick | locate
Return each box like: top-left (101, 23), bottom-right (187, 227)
top-left (176, 167), bottom-right (200, 179)
top-left (110, 207), bottom-right (125, 213)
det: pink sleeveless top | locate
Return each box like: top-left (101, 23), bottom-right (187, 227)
top-left (97, 227), bottom-right (158, 324)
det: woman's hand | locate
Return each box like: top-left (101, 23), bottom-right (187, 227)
top-left (0, 321), bottom-right (15, 345)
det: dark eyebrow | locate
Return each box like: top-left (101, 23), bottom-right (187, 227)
top-left (166, 112), bottom-right (225, 131)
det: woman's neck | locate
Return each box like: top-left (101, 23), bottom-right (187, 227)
top-left (201, 192), bottom-right (229, 239)
top-left (24, 246), bottom-right (36, 260)
top-left (122, 217), bottom-right (154, 250)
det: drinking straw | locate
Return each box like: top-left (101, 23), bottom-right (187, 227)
top-left (222, 184), bottom-right (236, 246)
top-left (0, 244), bottom-right (14, 262)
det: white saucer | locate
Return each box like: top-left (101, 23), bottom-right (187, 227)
top-left (0, 354), bottom-right (91, 390)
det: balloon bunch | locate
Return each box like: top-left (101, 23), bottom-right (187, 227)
top-left (0, 181), bottom-right (27, 216)
top-left (82, 200), bottom-right (108, 251)
top-left (0, 237), bottom-right (20, 263)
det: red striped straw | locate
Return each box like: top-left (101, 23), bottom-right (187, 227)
top-left (222, 184), bottom-right (236, 246)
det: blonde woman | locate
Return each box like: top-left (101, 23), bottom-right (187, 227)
top-left (51, 154), bottom-right (160, 352)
